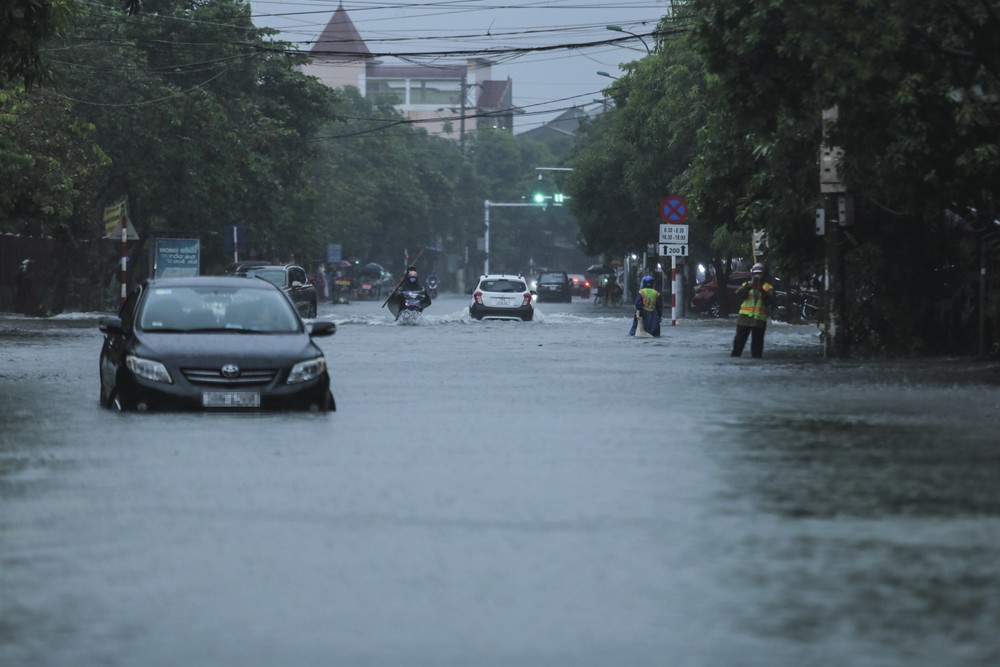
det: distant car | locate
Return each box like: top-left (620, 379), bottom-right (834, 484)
top-left (690, 272), bottom-right (751, 317)
top-left (535, 271), bottom-right (572, 303)
top-left (233, 264), bottom-right (318, 318)
top-left (469, 274), bottom-right (534, 321)
top-left (568, 273), bottom-right (591, 299)
top-left (98, 276), bottom-right (336, 412)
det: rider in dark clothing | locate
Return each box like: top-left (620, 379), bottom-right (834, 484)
top-left (392, 266), bottom-right (432, 308)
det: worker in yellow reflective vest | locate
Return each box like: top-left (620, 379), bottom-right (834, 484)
top-left (629, 275), bottom-right (663, 337)
top-left (731, 263), bottom-right (775, 358)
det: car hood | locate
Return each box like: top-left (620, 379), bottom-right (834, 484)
top-left (133, 332), bottom-right (322, 365)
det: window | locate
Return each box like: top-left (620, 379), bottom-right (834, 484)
top-left (367, 79), bottom-right (406, 104)
top-left (482, 280), bottom-right (525, 293)
top-left (410, 79), bottom-right (461, 105)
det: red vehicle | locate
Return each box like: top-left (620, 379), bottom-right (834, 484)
top-left (690, 272), bottom-right (750, 317)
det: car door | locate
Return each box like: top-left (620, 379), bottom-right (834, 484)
top-left (99, 284), bottom-right (142, 403)
top-left (286, 266), bottom-right (311, 316)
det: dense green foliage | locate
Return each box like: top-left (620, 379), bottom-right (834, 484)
top-left (8, 0), bottom-right (1000, 354)
top-left (568, 0), bottom-right (1000, 355)
top-left (1, 0), bottom-right (561, 310)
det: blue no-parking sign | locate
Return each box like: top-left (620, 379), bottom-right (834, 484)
top-left (660, 195), bottom-right (688, 223)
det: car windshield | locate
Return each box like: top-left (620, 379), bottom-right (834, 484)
top-left (139, 286), bottom-right (300, 333)
top-left (240, 268), bottom-right (286, 288)
top-left (480, 279), bottom-right (526, 293)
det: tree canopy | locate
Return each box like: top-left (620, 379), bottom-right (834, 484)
top-left (566, 0), bottom-right (1000, 354)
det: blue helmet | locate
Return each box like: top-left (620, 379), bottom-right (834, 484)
top-left (641, 275), bottom-right (654, 287)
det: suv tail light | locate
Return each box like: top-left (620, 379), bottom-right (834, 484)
top-left (474, 290), bottom-right (484, 305)
top-left (522, 293), bottom-right (532, 306)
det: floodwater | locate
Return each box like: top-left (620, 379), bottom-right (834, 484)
top-left (1, 294), bottom-right (998, 667)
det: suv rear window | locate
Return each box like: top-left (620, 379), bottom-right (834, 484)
top-left (539, 273), bottom-right (565, 282)
top-left (480, 279), bottom-right (526, 293)
top-left (242, 268), bottom-right (286, 287)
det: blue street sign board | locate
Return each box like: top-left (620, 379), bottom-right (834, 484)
top-left (327, 243), bottom-right (343, 263)
top-left (155, 238), bottom-right (200, 277)
top-left (660, 195), bottom-right (688, 223)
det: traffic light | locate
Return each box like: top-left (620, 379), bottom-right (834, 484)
top-left (533, 192), bottom-right (546, 204)
top-left (553, 193), bottom-right (565, 204)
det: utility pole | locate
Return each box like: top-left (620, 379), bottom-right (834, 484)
top-left (820, 106), bottom-right (849, 358)
top-left (459, 72), bottom-right (467, 153)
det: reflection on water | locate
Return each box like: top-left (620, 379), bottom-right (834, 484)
top-left (711, 366), bottom-right (1000, 667)
top-left (2, 309), bottom-right (999, 667)
top-left (738, 411), bottom-right (999, 518)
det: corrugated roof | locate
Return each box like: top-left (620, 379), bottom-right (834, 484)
top-left (311, 3), bottom-right (371, 57)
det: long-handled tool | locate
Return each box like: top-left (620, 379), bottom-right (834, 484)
top-left (381, 247), bottom-right (426, 308)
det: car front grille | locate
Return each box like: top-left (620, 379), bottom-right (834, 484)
top-left (182, 367), bottom-right (278, 386)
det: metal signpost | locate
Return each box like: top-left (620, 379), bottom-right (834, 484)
top-left (659, 197), bottom-right (689, 326)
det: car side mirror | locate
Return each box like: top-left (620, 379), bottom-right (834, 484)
top-left (99, 315), bottom-right (123, 335)
top-left (309, 320), bottom-right (336, 337)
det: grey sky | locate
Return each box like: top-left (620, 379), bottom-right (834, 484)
top-left (249, 0), bottom-right (669, 132)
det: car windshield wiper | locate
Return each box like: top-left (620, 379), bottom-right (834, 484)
top-left (185, 327), bottom-right (244, 333)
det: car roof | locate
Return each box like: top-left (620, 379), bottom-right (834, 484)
top-left (146, 275), bottom-right (278, 290)
top-left (478, 273), bottom-right (525, 280)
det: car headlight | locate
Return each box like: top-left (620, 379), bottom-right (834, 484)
top-left (288, 356), bottom-right (326, 384)
top-left (125, 355), bottom-right (173, 384)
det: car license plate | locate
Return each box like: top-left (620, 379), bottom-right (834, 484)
top-left (494, 297), bottom-right (511, 305)
top-left (202, 391), bottom-right (261, 408)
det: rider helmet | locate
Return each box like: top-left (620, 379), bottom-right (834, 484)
top-left (751, 263), bottom-right (766, 276)
top-left (641, 275), bottom-right (655, 287)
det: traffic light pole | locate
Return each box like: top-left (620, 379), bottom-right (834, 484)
top-left (483, 200), bottom-right (545, 275)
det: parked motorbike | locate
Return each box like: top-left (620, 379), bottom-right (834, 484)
top-left (386, 289), bottom-right (432, 323)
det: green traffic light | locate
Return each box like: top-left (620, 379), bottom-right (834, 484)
top-left (553, 193), bottom-right (564, 203)
top-left (533, 193), bottom-right (546, 204)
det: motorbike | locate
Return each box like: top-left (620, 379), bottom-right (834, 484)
top-left (425, 274), bottom-right (440, 299)
top-left (386, 289), bottom-right (431, 324)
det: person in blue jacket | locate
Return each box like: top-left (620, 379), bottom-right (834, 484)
top-left (629, 275), bottom-right (663, 337)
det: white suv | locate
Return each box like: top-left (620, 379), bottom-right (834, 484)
top-left (469, 274), bottom-right (534, 321)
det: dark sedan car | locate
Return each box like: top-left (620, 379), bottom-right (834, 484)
top-left (568, 273), bottom-right (591, 299)
top-left (98, 276), bottom-right (336, 412)
top-left (233, 264), bottom-right (318, 318)
top-left (535, 271), bottom-right (572, 303)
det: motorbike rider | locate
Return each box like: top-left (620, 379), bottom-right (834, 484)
top-left (425, 273), bottom-right (440, 298)
top-left (392, 266), bottom-right (432, 309)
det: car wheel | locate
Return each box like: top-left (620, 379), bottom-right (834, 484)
top-left (307, 302), bottom-right (317, 319)
top-left (708, 299), bottom-right (722, 318)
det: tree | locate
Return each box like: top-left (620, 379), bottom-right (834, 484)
top-left (688, 0), bottom-right (1000, 354)
top-left (1, 0), bottom-right (76, 87)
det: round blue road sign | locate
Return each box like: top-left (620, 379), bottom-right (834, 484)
top-left (660, 195), bottom-right (688, 223)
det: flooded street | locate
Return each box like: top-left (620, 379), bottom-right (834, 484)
top-left (2, 294), bottom-right (998, 666)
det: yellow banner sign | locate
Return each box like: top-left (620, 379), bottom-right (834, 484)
top-left (103, 200), bottom-right (139, 240)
